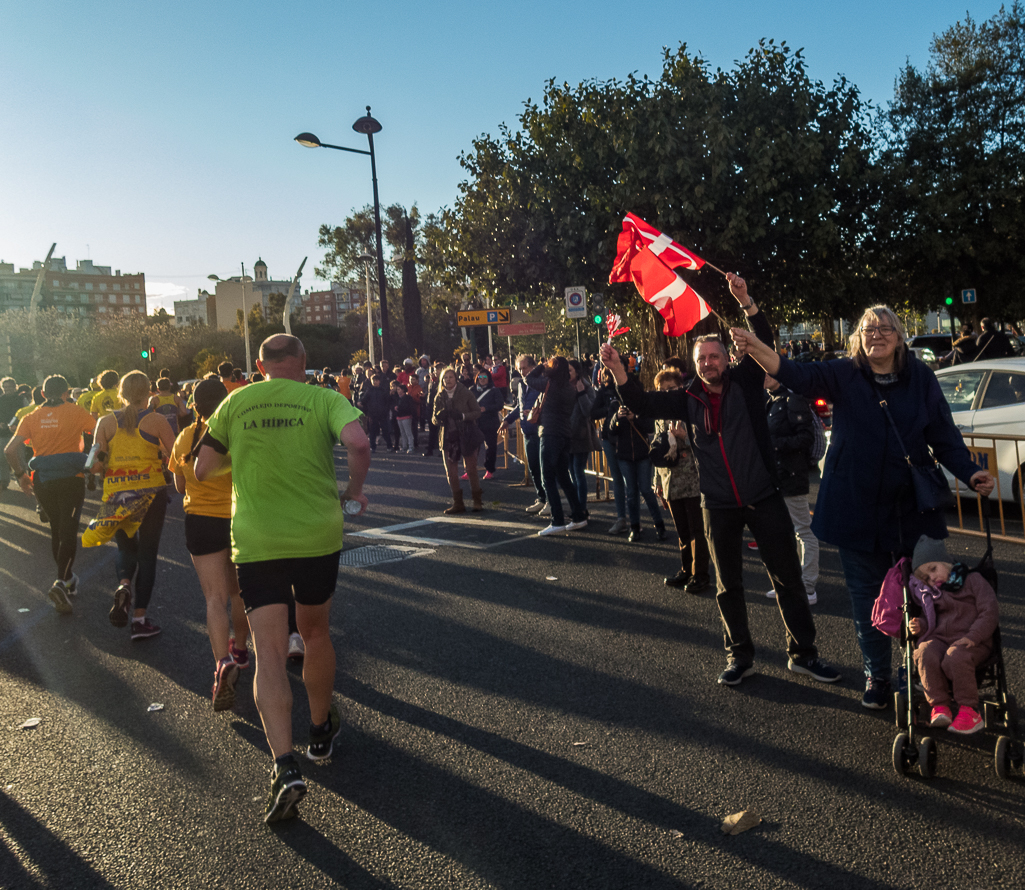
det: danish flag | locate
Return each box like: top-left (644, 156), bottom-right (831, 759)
top-left (609, 213), bottom-right (712, 337)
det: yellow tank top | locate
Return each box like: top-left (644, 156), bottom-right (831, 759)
top-left (156, 394), bottom-right (176, 408)
top-left (103, 409), bottom-right (164, 499)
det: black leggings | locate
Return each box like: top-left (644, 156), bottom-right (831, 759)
top-left (34, 476), bottom-right (85, 581)
top-left (114, 489), bottom-right (168, 611)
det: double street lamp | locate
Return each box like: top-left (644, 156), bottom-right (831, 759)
top-left (295, 107), bottom-right (390, 359)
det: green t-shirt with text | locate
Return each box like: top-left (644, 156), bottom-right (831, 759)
top-left (205, 377), bottom-right (362, 563)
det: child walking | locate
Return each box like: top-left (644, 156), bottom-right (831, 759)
top-left (910, 535), bottom-right (999, 735)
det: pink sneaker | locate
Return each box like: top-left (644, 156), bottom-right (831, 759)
top-left (229, 637), bottom-right (250, 669)
top-left (460, 472), bottom-right (469, 480)
top-left (483, 471), bottom-right (495, 480)
top-left (929, 705), bottom-right (952, 728)
top-left (949, 705), bottom-right (983, 735)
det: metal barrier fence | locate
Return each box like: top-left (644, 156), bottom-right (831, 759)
top-left (951, 433), bottom-right (1025, 544)
top-left (498, 410), bottom-right (614, 502)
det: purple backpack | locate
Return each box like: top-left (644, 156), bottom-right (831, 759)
top-left (872, 559), bottom-right (909, 638)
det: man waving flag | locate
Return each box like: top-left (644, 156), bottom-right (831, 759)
top-left (609, 213), bottom-right (716, 336)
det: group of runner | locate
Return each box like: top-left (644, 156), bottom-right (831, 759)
top-left (3, 335), bottom-right (371, 823)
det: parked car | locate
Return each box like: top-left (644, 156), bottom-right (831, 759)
top-left (935, 359), bottom-right (1025, 501)
top-left (906, 334), bottom-right (954, 369)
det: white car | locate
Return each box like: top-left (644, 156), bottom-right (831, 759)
top-left (935, 359), bottom-right (1025, 502)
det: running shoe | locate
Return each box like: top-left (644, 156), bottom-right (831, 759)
top-left (264, 756), bottom-right (306, 823)
top-left (109, 584), bottom-right (132, 628)
top-left (861, 677), bottom-right (891, 710)
top-left (949, 705), bottom-right (984, 735)
top-left (787, 656), bottom-right (841, 683)
top-left (306, 704), bottom-right (342, 762)
top-left (483, 471), bottom-right (495, 480)
top-left (566, 519), bottom-right (588, 531)
top-left (929, 705), bottom-right (953, 728)
top-left (718, 663), bottom-right (755, 686)
top-left (538, 524), bottom-right (569, 537)
top-left (130, 617), bottom-right (161, 640)
top-left (212, 656), bottom-right (240, 711)
top-left (48, 579), bottom-right (73, 614)
top-left (229, 637), bottom-right (250, 669)
top-left (65, 573), bottom-right (79, 596)
top-left (288, 632), bottom-right (305, 660)
top-left (460, 472), bottom-right (469, 480)
top-left (607, 518), bottom-right (629, 535)
top-left (525, 500), bottom-right (545, 514)
top-left (538, 503), bottom-right (552, 518)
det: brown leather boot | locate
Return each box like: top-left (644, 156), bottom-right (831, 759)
top-left (472, 492), bottom-right (484, 512)
top-left (444, 492), bottom-right (466, 515)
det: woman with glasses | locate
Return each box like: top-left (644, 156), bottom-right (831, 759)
top-left (731, 306), bottom-right (994, 711)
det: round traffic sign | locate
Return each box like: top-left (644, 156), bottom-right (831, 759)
top-left (569, 292), bottom-right (583, 306)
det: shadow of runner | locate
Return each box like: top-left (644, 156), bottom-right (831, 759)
top-left (271, 821), bottom-right (402, 890)
top-left (0, 789), bottom-right (117, 890)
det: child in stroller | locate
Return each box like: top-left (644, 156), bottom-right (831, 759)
top-left (909, 535), bottom-right (999, 735)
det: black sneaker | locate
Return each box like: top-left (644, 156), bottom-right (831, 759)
top-left (264, 756), bottom-right (306, 824)
top-left (718, 663), bottom-right (755, 686)
top-left (684, 575), bottom-right (711, 595)
top-left (130, 617), bottom-right (161, 640)
top-left (788, 656), bottom-right (841, 684)
top-left (306, 703), bottom-right (341, 762)
top-left (655, 523), bottom-right (667, 540)
top-left (664, 569), bottom-right (691, 588)
top-left (109, 584), bottom-right (132, 627)
top-left (862, 677), bottom-right (891, 710)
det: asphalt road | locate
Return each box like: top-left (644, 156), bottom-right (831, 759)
top-left (1, 449), bottom-right (1023, 890)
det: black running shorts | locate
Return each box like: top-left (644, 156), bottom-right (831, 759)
top-left (235, 550), bottom-right (341, 612)
top-left (184, 513), bottom-right (231, 557)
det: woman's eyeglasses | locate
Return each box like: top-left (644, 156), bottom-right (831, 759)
top-left (861, 325), bottom-right (895, 337)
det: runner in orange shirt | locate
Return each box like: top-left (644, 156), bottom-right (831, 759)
top-left (4, 375), bottom-right (95, 613)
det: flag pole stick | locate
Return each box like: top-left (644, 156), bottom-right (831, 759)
top-left (704, 260), bottom-right (729, 277)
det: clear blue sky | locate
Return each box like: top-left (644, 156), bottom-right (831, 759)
top-left (1, 1), bottom-right (1006, 312)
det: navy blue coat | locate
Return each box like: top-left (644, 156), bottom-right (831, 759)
top-left (774, 352), bottom-right (980, 552)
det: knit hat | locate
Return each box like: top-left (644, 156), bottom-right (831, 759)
top-left (912, 534), bottom-right (949, 571)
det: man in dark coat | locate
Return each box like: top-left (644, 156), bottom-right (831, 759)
top-left (600, 274), bottom-right (840, 688)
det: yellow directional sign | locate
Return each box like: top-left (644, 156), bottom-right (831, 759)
top-left (456, 308), bottom-right (511, 326)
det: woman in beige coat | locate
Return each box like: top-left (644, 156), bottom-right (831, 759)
top-left (432, 368), bottom-right (485, 513)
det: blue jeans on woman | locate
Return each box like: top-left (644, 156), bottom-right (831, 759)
top-left (600, 440), bottom-right (626, 519)
top-left (539, 434), bottom-right (584, 527)
top-left (838, 546), bottom-right (895, 682)
top-left (619, 456), bottom-right (663, 528)
top-left (568, 452), bottom-right (589, 512)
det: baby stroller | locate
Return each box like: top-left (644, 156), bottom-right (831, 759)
top-left (891, 510), bottom-right (1023, 779)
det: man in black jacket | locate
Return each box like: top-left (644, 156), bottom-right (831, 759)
top-left (600, 274), bottom-right (839, 687)
top-left (764, 374), bottom-right (819, 606)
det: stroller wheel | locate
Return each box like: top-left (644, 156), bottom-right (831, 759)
top-left (895, 691), bottom-right (908, 730)
top-left (918, 737), bottom-right (937, 778)
top-left (892, 732), bottom-right (913, 776)
top-left (995, 735), bottom-right (1012, 780)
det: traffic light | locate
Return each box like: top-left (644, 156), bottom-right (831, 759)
top-left (140, 337), bottom-right (150, 360)
top-left (945, 296), bottom-right (954, 306)
top-left (593, 292), bottom-right (605, 326)
top-left (149, 345), bottom-right (157, 362)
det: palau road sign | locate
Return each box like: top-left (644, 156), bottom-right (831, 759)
top-left (962, 288), bottom-right (977, 304)
top-left (497, 322), bottom-right (546, 336)
top-left (456, 308), bottom-right (511, 326)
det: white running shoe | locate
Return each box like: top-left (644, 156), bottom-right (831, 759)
top-left (525, 500), bottom-right (545, 514)
top-left (538, 524), bottom-right (569, 537)
top-left (566, 519), bottom-right (588, 531)
top-left (538, 503), bottom-right (552, 518)
top-left (288, 632), bottom-right (305, 659)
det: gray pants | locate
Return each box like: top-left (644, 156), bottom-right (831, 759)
top-left (784, 494), bottom-right (819, 596)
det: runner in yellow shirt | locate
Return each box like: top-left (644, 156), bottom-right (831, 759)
top-left (90, 369), bottom-right (121, 419)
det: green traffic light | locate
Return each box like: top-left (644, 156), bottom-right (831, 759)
top-left (945, 297), bottom-right (954, 306)
top-left (594, 314), bottom-right (603, 324)
top-left (141, 350), bottom-right (149, 359)
top-left (376, 327), bottom-right (383, 336)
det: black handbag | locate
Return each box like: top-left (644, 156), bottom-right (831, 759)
top-left (648, 430), bottom-right (680, 468)
top-left (877, 397), bottom-right (954, 512)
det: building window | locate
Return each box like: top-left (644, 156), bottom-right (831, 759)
top-left (53, 279), bottom-right (59, 286)
top-left (135, 295), bottom-right (141, 304)
top-left (134, 283), bottom-right (140, 290)
top-left (113, 283), bottom-right (120, 291)
top-left (99, 283), bottom-right (107, 291)
top-left (98, 306), bottom-right (106, 313)
top-left (108, 294), bottom-right (116, 303)
top-left (86, 283), bottom-right (93, 291)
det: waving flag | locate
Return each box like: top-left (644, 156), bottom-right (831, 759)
top-left (609, 213), bottom-right (712, 336)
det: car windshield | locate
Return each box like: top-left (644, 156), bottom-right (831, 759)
top-left (937, 369), bottom-right (987, 411)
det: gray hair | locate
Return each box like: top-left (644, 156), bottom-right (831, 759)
top-left (691, 335), bottom-right (728, 362)
top-left (848, 306), bottom-right (907, 372)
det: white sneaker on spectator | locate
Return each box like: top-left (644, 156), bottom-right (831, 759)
top-left (539, 503), bottom-right (552, 518)
top-left (538, 524), bottom-right (568, 536)
top-left (525, 500), bottom-right (545, 514)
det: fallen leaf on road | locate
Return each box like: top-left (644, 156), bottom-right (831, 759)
top-left (721, 810), bottom-right (761, 835)
top-left (18, 609), bottom-right (29, 613)
top-left (147, 703), bottom-right (164, 712)
top-left (572, 741), bottom-right (587, 747)
top-left (546, 576), bottom-right (557, 581)
top-left (20, 718), bottom-right (41, 729)
top-left (670, 829), bottom-right (684, 838)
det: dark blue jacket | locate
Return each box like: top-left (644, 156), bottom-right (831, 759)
top-left (774, 352), bottom-right (980, 552)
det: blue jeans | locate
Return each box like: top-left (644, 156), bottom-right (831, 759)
top-left (838, 546), bottom-right (896, 682)
top-left (600, 440), bottom-right (626, 519)
top-left (619, 457), bottom-right (663, 528)
top-left (539, 434), bottom-right (584, 527)
top-left (568, 452), bottom-right (589, 511)
top-left (524, 430), bottom-right (544, 502)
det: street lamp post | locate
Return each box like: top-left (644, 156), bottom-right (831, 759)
top-left (208, 265), bottom-right (253, 375)
top-left (358, 251), bottom-right (376, 364)
top-left (295, 107), bottom-right (390, 359)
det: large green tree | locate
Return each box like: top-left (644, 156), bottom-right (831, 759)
top-left (425, 41), bottom-right (876, 359)
top-left (874, 2), bottom-right (1025, 324)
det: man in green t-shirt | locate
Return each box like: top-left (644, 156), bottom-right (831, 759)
top-left (196, 334), bottom-right (371, 824)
